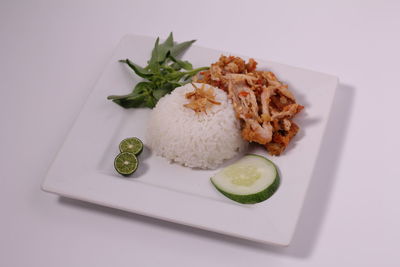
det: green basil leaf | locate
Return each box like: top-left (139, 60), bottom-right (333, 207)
top-left (170, 39), bottom-right (196, 58)
top-left (152, 88), bottom-right (170, 100)
top-left (119, 59), bottom-right (153, 79)
top-left (170, 62), bottom-right (182, 71)
top-left (133, 81), bottom-right (154, 94)
top-left (107, 92), bottom-right (134, 100)
top-left (164, 71), bottom-right (185, 81)
top-left (168, 54), bottom-right (193, 70)
top-left (162, 82), bottom-right (181, 91)
top-left (147, 37), bottom-right (160, 68)
top-left (107, 82), bottom-right (153, 100)
top-left (163, 32), bottom-right (174, 48)
top-left (178, 60), bottom-right (193, 70)
top-left (144, 95), bottom-right (156, 108)
top-left (112, 94), bottom-right (147, 108)
top-left (156, 33), bottom-right (174, 63)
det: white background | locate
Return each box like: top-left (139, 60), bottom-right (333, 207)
top-left (1, 0), bottom-right (399, 266)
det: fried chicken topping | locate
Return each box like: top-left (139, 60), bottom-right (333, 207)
top-left (194, 55), bottom-right (304, 155)
top-left (184, 83), bottom-right (221, 113)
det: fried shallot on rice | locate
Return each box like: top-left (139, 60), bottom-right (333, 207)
top-left (194, 55), bottom-right (304, 156)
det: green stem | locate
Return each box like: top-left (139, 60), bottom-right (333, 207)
top-left (184, 66), bottom-right (209, 75)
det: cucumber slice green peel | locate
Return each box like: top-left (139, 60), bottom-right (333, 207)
top-left (210, 154), bottom-right (280, 204)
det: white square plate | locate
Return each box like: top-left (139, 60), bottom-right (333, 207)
top-left (42, 34), bottom-right (338, 246)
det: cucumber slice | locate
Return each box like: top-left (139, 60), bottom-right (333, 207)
top-left (211, 154), bottom-right (280, 204)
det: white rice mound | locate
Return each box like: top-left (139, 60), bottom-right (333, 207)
top-left (146, 83), bottom-right (247, 169)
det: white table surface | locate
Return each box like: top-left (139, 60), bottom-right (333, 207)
top-left (1, 0), bottom-right (399, 266)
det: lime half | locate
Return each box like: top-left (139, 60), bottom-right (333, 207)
top-left (114, 152), bottom-right (138, 176)
top-left (119, 137), bottom-right (143, 155)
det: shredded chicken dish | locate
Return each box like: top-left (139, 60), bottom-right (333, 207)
top-left (194, 55), bottom-right (304, 155)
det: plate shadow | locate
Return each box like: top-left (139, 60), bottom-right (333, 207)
top-left (266, 83), bottom-right (356, 256)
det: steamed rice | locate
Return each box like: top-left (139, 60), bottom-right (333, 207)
top-left (146, 83), bottom-right (247, 169)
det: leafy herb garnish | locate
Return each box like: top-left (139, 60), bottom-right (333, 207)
top-left (107, 33), bottom-right (209, 108)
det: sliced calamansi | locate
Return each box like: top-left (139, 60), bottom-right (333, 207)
top-left (114, 152), bottom-right (138, 176)
top-left (119, 137), bottom-right (143, 155)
